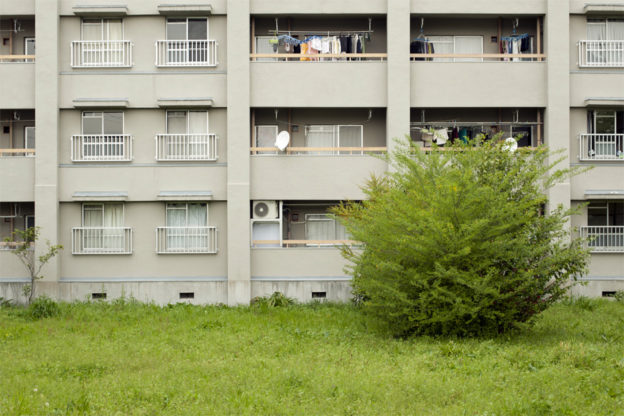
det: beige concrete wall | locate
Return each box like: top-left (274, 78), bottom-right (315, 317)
top-left (0, 251), bottom-right (31, 279)
top-left (58, 0), bottom-right (228, 16)
top-left (251, 281), bottom-right (352, 302)
top-left (411, 0), bottom-right (547, 14)
top-left (58, 201), bottom-right (228, 279)
top-left (0, 18), bottom-right (35, 56)
top-left (0, 64), bottom-right (35, 109)
top-left (58, 108), bottom-right (227, 164)
top-left (411, 62), bottom-right (547, 108)
top-left (250, 0), bottom-right (386, 14)
top-left (570, 167), bottom-right (624, 200)
top-left (59, 15), bottom-right (227, 72)
top-left (0, 1), bottom-right (35, 15)
top-left (570, 73), bottom-right (624, 107)
top-left (250, 62), bottom-right (387, 107)
top-left (251, 248), bottom-right (349, 277)
top-left (250, 156), bottom-right (387, 200)
top-left (0, 158), bottom-right (35, 201)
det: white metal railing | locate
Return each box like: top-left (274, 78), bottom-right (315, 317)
top-left (71, 135), bottom-right (133, 162)
top-left (578, 40), bottom-right (624, 67)
top-left (155, 134), bottom-right (218, 161)
top-left (72, 227), bottom-right (133, 254)
top-left (581, 226), bottom-right (624, 253)
top-left (155, 40), bottom-right (218, 67)
top-left (156, 226), bottom-right (218, 254)
top-left (579, 134), bottom-right (624, 161)
top-left (71, 40), bottom-right (133, 68)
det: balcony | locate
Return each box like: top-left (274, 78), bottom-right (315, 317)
top-left (70, 40), bottom-right (133, 68)
top-left (578, 40), bottom-right (624, 68)
top-left (155, 133), bottom-right (218, 161)
top-left (156, 226), bottom-right (218, 254)
top-left (71, 227), bottom-right (133, 255)
top-left (71, 134), bottom-right (133, 162)
top-left (155, 40), bottom-right (218, 67)
top-left (581, 226), bottom-right (624, 253)
top-left (579, 134), bottom-right (624, 161)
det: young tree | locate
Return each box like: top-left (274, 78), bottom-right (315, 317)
top-left (334, 138), bottom-right (590, 337)
top-left (4, 226), bottom-right (63, 304)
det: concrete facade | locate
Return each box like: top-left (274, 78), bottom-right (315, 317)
top-left (1, 0), bottom-right (623, 304)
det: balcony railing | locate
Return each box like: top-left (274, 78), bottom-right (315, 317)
top-left (250, 146), bottom-right (387, 155)
top-left (578, 40), bottom-right (624, 68)
top-left (72, 227), bottom-right (133, 255)
top-left (579, 134), bottom-right (624, 161)
top-left (409, 53), bottom-right (545, 62)
top-left (0, 55), bottom-right (35, 63)
top-left (250, 53), bottom-right (387, 61)
top-left (580, 226), bottom-right (624, 253)
top-left (156, 226), bottom-right (218, 254)
top-left (0, 149), bottom-right (35, 157)
top-left (0, 241), bottom-right (34, 251)
top-left (155, 134), bottom-right (218, 161)
top-left (252, 239), bottom-right (359, 248)
top-left (155, 40), bottom-right (218, 67)
top-left (71, 135), bottom-right (133, 162)
top-left (71, 40), bottom-right (133, 68)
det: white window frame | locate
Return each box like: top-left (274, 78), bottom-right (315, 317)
top-left (165, 110), bottom-right (209, 134)
top-left (594, 110), bottom-right (617, 134)
top-left (24, 126), bottom-right (35, 153)
top-left (304, 124), bottom-right (364, 154)
top-left (24, 37), bottom-right (35, 61)
top-left (427, 35), bottom-right (484, 62)
top-left (254, 125), bottom-right (279, 153)
top-left (81, 111), bottom-right (125, 135)
top-left (255, 36), bottom-right (278, 61)
top-left (165, 202), bottom-right (209, 226)
top-left (25, 215), bottom-right (35, 230)
top-left (166, 17), bottom-right (208, 41)
top-left (304, 213), bottom-right (348, 245)
top-left (587, 19), bottom-right (624, 41)
top-left (81, 18), bottom-right (125, 41)
top-left (81, 203), bottom-right (125, 226)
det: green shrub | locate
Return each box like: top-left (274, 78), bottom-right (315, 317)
top-left (27, 296), bottom-right (60, 319)
top-left (334, 138), bottom-right (590, 337)
top-left (251, 292), bottom-right (295, 308)
top-left (614, 291), bottom-right (624, 303)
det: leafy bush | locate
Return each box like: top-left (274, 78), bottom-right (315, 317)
top-left (334, 138), bottom-right (590, 337)
top-left (27, 296), bottom-right (60, 319)
top-left (251, 292), bottom-right (295, 308)
top-left (614, 291), bottom-right (624, 303)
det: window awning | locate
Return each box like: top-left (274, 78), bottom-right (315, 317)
top-left (72, 191), bottom-right (128, 201)
top-left (72, 5), bottom-right (129, 17)
top-left (73, 98), bottom-right (129, 109)
top-left (584, 3), bottom-right (624, 15)
top-left (157, 4), bottom-right (212, 15)
top-left (585, 190), bottom-right (624, 199)
top-left (585, 97), bottom-right (624, 107)
top-left (157, 98), bottom-right (214, 108)
top-left (157, 191), bottom-right (213, 201)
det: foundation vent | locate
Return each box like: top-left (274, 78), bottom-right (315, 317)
top-left (312, 291), bottom-right (327, 299)
top-left (180, 292), bottom-right (195, 299)
top-left (91, 293), bottom-right (107, 300)
top-left (602, 291), bottom-right (616, 298)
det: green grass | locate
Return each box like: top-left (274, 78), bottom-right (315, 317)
top-left (0, 298), bottom-right (623, 415)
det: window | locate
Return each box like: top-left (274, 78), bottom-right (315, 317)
top-left (81, 18), bottom-right (124, 65)
top-left (24, 126), bottom-right (35, 154)
top-left (255, 36), bottom-right (278, 61)
top-left (588, 202), bottom-right (624, 227)
top-left (24, 37), bottom-right (35, 62)
top-left (25, 215), bottom-right (35, 230)
top-left (81, 112), bottom-right (125, 159)
top-left (305, 214), bottom-right (348, 245)
top-left (587, 19), bottom-right (624, 64)
top-left (166, 18), bottom-right (208, 63)
top-left (81, 203), bottom-right (125, 251)
top-left (255, 125), bottom-right (278, 154)
top-left (165, 203), bottom-right (208, 251)
top-left (304, 125), bottom-right (363, 154)
top-left (587, 19), bottom-right (624, 41)
top-left (428, 35), bottom-right (483, 62)
top-left (586, 110), bottom-right (624, 158)
top-left (166, 110), bottom-right (208, 134)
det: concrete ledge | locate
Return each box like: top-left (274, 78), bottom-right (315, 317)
top-left (72, 191), bottom-right (128, 201)
top-left (72, 5), bottom-right (128, 16)
top-left (73, 98), bottom-right (129, 108)
top-left (157, 3), bottom-right (212, 15)
top-left (584, 189), bottom-right (624, 199)
top-left (157, 191), bottom-right (213, 201)
top-left (157, 97), bottom-right (214, 108)
top-left (60, 276), bottom-right (227, 282)
top-left (251, 276), bottom-right (351, 282)
top-left (585, 97), bottom-right (624, 107)
top-left (584, 3), bottom-right (624, 14)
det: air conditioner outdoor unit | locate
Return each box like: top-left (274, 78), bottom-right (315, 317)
top-left (253, 200), bottom-right (279, 219)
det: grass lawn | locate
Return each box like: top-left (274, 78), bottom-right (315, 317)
top-left (0, 298), bottom-right (623, 415)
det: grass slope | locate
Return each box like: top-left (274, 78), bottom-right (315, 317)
top-left (0, 298), bottom-right (623, 415)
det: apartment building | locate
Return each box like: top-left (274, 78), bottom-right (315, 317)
top-left (0, 0), bottom-right (622, 305)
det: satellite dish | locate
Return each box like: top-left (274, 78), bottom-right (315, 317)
top-left (503, 137), bottom-right (518, 152)
top-left (275, 131), bottom-right (290, 151)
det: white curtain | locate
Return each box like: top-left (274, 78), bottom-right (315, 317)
top-left (166, 204), bottom-right (187, 250)
top-left (587, 22), bottom-right (607, 41)
top-left (188, 112), bottom-right (208, 157)
top-left (305, 125), bottom-right (335, 155)
top-left (252, 222), bottom-right (280, 247)
top-left (82, 20), bottom-right (102, 41)
top-left (338, 125), bottom-right (363, 154)
top-left (305, 214), bottom-right (335, 243)
top-left (428, 35), bottom-right (453, 62)
top-left (608, 21), bottom-right (624, 40)
top-left (167, 111), bottom-right (187, 134)
top-left (188, 203), bottom-right (207, 249)
top-left (454, 36), bottom-right (483, 62)
top-left (103, 204), bottom-right (123, 250)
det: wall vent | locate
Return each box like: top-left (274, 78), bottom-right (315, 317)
top-left (180, 292), bottom-right (195, 299)
top-left (91, 292), bottom-right (107, 300)
top-left (602, 291), bottom-right (616, 298)
top-left (312, 291), bottom-right (326, 299)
